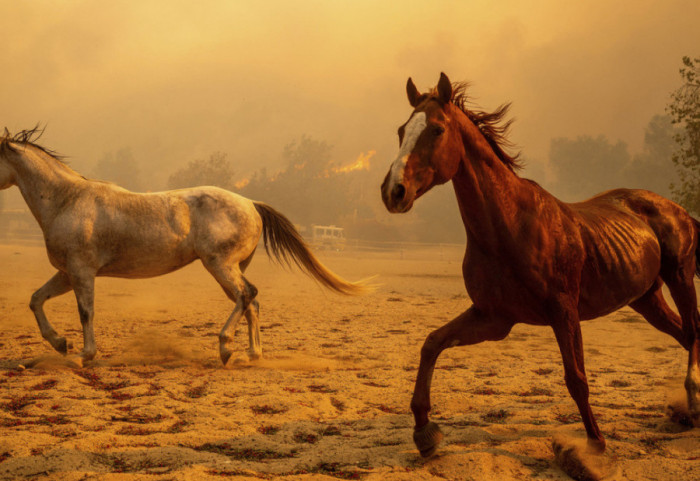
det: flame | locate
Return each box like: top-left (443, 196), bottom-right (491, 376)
top-left (332, 150), bottom-right (375, 174)
top-left (233, 150), bottom-right (375, 188)
top-left (234, 178), bottom-right (250, 190)
top-left (317, 150), bottom-right (375, 178)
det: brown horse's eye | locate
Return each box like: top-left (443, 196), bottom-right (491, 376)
top-left (432, 125), bottom-right (444, 136)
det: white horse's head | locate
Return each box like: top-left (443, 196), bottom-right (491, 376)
top-left (0, 126), bottom-right (52, 189)
top-left (0, 129), bottom-right (18, 189)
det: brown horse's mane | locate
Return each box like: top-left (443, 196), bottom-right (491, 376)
top-left (425, 82), bottom-right (522, 171)
top-left (0, 125), bottom-right (64, 160)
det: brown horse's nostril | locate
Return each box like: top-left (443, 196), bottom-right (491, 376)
top-left (392, 184), bottom-right (406, 203)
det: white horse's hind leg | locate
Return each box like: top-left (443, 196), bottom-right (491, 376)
top-left (218, 298), bottom-right (246, 365)
top-left (203, 259), bottom-right (257, 365)
top-left (245, 300), bottom-right (262, 360)
top-left (240, 251), bottom-right (262, 360)
top-left (29, 272), bottom-right (74, 354)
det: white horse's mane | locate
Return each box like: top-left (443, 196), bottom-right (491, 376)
top-left (0, 125), bottom-right (64, 160)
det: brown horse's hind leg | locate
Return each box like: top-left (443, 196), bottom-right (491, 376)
top-left (411, 306), bottom-right (513, 457)
top-left (630, 278), bottom-right (689, 349)
top-left (29, 271), bottom-right (74, 354)
top-left (663, 269), bottom-right (700, 424)
top-left (551, 312), bottom-right (606, 453)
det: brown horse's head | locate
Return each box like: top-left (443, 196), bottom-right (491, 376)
top-left (381, 72), bottom-right (464, 213)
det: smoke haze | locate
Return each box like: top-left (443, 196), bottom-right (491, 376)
top-left (2, 0), bottom-right (699, 234)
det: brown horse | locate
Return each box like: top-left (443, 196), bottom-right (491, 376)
top-left (381, 73), bottom-right (700, 457)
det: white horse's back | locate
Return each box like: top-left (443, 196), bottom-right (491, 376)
top-left (44, 183), bottom-right (261, 278)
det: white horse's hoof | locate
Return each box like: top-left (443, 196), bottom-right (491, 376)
top-left (80, 350), bottom-right (96, 361)
top-left (55, 337), bottom-right (72, 354)
top-left (220, 349), bottom-right (233, 366)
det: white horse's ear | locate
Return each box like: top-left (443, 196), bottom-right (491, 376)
top-left (407, 78), bottom-right (420, 107)
top-left (437, 72), bottom-right (452, 104)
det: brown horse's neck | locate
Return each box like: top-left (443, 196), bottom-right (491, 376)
top-left (450, 116), bottom-right (532, 253)
top-left (9, 144), bottom-right (85, 228)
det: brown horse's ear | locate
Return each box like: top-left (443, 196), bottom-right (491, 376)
top-left (437, 72), bottom-right (452, 104)
top-left (406, 77), bottom-right (420, 107)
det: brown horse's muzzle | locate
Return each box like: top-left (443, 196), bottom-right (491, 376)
top-left (381, 170), bottom-right (414, 213)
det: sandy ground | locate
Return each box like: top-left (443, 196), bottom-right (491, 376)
top-left (0, 243), bottom-right (698, 481)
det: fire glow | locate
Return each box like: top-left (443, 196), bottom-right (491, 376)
top-left (320, 150), bottom-right (375, 178)
top-left (234, 151), bottom-right (375, 188)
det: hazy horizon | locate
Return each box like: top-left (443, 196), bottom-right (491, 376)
top-left (2, 0), bottom-right (699, 217)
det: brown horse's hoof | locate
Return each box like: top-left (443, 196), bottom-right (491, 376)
top-left (413, 421), bottom-right (443, 458)
top-left (587, 437), bottom-right (606, 455)
top-left (666, 389), bottom-right (697, 427)
top-left (553, 436), bottom-right (618, 481)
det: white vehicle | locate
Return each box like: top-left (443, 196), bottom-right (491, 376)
top-left (311, 225), bottom-right (346, 251)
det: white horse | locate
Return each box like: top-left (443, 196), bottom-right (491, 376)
top-left (0, 127), bottom-right (366, 365)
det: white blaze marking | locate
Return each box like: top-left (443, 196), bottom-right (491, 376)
top-left (389, 112), bottom-right (427, 185)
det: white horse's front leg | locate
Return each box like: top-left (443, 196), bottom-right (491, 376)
top-left (69, 273), bottom-right (97, 361)
top-left (29, 272), bottom-right (74, 354)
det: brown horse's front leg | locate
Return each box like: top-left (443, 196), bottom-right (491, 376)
top-left (551, 314), bottom-right (606, 452)
top-left (411, 306), bottom-right (513, 457)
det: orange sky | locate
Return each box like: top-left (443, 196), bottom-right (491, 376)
top-left (2, 0), bottom-right (699, 188)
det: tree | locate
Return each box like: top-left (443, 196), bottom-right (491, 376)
top-left (167, 152), bottom-right (236, 191)
top-left (625, 114), bottom-right (677, 197)
top-left (668, 56), bottom-right (700, 214)
top-left (549, 135), bottom-right (630, 201)
top-left (280, 136), bottom-right (342, 226)
top-left (94, 148), bottom-right (143, 192)
top-left (283, 135), bottom-right (333, 176)
top-left (240, 136), bottom-right (349, 227)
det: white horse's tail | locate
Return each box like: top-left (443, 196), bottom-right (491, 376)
top-left (253, 202), bottom-right (370, 295)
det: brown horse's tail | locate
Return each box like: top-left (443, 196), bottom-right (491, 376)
top-left (694, 217), bottom-right (700, 279)
top-left (253, 202), bottom-right (370, 295)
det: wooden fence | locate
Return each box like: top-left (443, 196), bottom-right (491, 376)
top-left (0, 209), bottom-right (465, 261)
